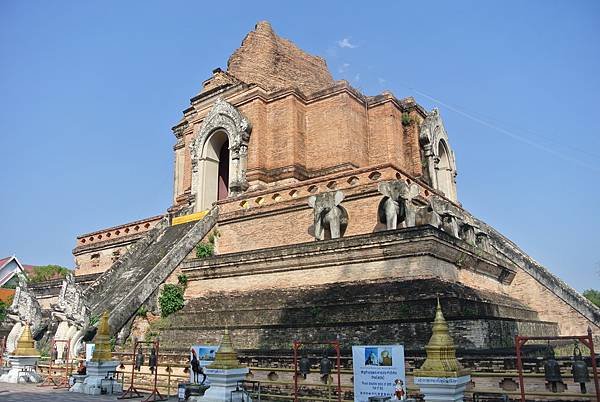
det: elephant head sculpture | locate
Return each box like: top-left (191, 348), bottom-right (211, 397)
top-left (308, 190), bottom-right (348, 240)
top-left (415, 195), bottom-right (463, 237)
top-left (459, 217), bottom-right (478, 246)
top-left (415, 202), bottom-right (442, 229)
top-left (377, 181), bottom-right (420, 230)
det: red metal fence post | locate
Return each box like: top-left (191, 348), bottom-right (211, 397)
top-left (515, 336), bottom-right (526, 402)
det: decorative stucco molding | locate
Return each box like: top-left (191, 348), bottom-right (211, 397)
top-left (189, 98), bottom-right (252, 209)
top-left (419, 109), bottom-right (458, 201)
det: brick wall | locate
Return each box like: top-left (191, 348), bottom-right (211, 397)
top-left (73, 215), bottom-right (162, 276)
top-left (510, 269), bottom-right (600, 334)
top-left (173, 83), bottom-right (426, 201)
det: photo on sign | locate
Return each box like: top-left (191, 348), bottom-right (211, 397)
top-left (364, 347), bottom-right (393, 366)
top-left (196, 346), bottom-right (217, 361)
top-left (380, 348), bottom-right (393, 366)
top-left (365, 347), bottom-right (379, 365)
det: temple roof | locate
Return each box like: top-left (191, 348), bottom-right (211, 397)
top-left (225, 21), bottom-right (335, 95)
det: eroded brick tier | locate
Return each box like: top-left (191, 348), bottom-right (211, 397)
top-left (158, 226), bottom-right (559, 352)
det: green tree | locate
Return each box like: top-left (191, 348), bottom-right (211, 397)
top-left (583, 289), bottom-right (600, 308)
top-left (27, 265), bottom-right (71, 283)
top-left (0, 295), bottom-right (12, 323)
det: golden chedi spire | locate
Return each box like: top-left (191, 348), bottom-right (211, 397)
top-left (13, 324), bottom-right (39, 356)
top-left (414, 299), bottom-right (470, 378)
top-left (91, 311), bottom-right (113, 362)
top-left (209, 329), bottom-right (243, 369)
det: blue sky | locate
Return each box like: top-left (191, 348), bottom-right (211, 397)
top-left (1, 1), bottom-right (598, 292)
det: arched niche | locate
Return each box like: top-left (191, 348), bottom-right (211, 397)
top-left (190, 99), bottom-right (252, 211)
top-left (436, 140), bottom-right (456, 201)
top-left (419, 108), bottom-right (458, 202)
top-left (197, 131), bottom-right (230, 208)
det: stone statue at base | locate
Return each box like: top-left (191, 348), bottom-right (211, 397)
top-left (377, 180), bottom-right (420, 230)
top-left (308, 191), bottom-right (348, 240)
top-left (5, 274), bottom-right (43, 354)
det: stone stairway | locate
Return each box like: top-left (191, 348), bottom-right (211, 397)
top-left (84, 207), bottom-right (218, 336)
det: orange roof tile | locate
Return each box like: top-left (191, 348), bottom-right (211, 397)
top-left (0, 288), bottom-right (15, 303)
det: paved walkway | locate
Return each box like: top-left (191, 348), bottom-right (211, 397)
top-left (0, 382), bottom-right (179, 401)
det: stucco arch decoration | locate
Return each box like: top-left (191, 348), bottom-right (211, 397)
top-left (419, 108), bottom-right (458, 202)
top-left (190, 98), bottom-right (252, 211)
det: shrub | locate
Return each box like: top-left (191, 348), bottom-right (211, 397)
top-left (159, 284), bottom-right (185, 317)
top-left (401, 112), bottom-right (411, 126)
top-left (177, 274), bottom-right (188, 288)
top-left (136, 306), bottom-right (148, 317)
top-left (195, 242), bottom-right (214, 258)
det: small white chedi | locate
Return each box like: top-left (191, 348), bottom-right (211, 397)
top-left (71, 311), bottom-right (122, 395)
top-left (189, 329), bottom-right (250, 402)
top-left (0, 323), bottom-right (42, 383)
top-left (413, 299), bottom-right (471, 402)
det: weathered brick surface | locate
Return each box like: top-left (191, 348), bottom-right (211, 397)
top-left (510, 269), bottom-right (599, 334)
top-left (173, 83), bottom-right (424, 199)
top-left (158, 278), bottom-right (556, 351)
top-left (151, 227), bottom-right (545, 351)
top-left (476, 220), bottom-right (600, 335)
top-left (227, 21), bottom-right (334, 95)
top-left (216, 168), bottom-right (417, 254)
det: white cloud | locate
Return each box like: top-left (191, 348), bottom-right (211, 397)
top-left (338, 63), bottom-right (350, 74)
top-left (378, 77), bottom-right (386, 85)
top-left (337, 38), bottom-right (358, 49)
top-left (354, 73), bottom-right (360, 82)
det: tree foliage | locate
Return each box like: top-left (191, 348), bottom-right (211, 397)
top-left (27, 265), bottom-right (71, 283)
top-left (159, 284), bottom-right (185, 317)
top-left (583, 289), bottom-right (600, 308)
top-left (0, 299), bottom-right (9, 324)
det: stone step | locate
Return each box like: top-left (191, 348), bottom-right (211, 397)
top-left (85, 217), bottom-right (170, 310)
top-left (84, 207), bottom-right (218, 335)
top-left (94, 221), bottom-right (197, 315)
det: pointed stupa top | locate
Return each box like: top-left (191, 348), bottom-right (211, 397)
top-left (226, 21), bottom-right (334, 95)
top-left (91, 311), bottom-right (113, 362)
top-left (208, 328), bottom-right (243, 369)
top-left (414, 298), bottom-right (470, 378)
top-left (12, 324), bottom-right (39, 357)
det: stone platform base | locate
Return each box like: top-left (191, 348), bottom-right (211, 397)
top-left (69, 374), bottom-right (87, 393)
top-left (0, 356), bottom-right (42, 384)
top-left (414, 375), bottom-right (471, 402)
top-left (159, 278), bottom-right (558, 351)
top-left (80, 360), bottom-right (122, 395)
top-left (189, 367), bottom-right (250, 402)
top-left (0, 367), bottom-right (42, 384)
